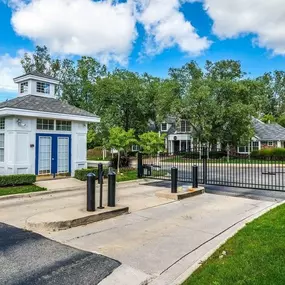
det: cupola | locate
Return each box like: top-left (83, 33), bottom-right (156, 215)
top-left (13, 71), bottom-right (59, 99)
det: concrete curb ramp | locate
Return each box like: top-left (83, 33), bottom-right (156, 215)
top-left (26, 206), bottom-right (129, 232)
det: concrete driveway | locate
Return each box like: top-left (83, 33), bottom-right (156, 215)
top-left (46, 191), bottom-right (278, 284)
top-left (0, 180), bottom-right (281, 284)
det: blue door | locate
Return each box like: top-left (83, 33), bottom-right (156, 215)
top-left (36, 134), bottom-right (71, 175)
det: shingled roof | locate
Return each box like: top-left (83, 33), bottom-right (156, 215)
top-left (0, 95), bottom-right (98, 118)
top-left (14, 71), bottom-right (58, 81)
top-left (252, 118), bottom-right (285, 140)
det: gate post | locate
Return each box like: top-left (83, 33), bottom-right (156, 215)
top-left (203, 146), bottom-right (207, 185)
top-left (137, 152), bottom-right (143, 178)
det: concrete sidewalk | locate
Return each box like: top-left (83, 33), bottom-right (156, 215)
top-left (0, 180), bottom-right (173, 229)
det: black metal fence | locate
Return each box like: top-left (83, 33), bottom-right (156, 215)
top-left (138, 149), bottom-right (285, 191)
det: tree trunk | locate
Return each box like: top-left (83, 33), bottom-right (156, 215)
top-left (117, 151), bottom-right (120, 174)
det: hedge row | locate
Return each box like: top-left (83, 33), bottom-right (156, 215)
top-left (182, 151), bottom-right (227, 159)
top-left (74, 168), bottom-right (109, 181)
top-left (251, 148), bottom-right (285, 158)
top-left (0, 174), bottom-right (36, 187)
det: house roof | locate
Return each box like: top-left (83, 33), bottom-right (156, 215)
top-left (0, 95), bottom-right (99, 118)
top-left (252, 118), bottom-right (285, 140)
top-left (14, 71), bottom-right (58, 81)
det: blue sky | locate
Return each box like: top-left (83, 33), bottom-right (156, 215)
top-left (1, 0), bottom-right (285, 101)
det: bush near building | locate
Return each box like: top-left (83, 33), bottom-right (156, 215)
top-left (251, 148), bottom-right (285, 159)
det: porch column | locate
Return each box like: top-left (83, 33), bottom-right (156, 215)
top-left (179, 140), bottom-right (182, 152)
top-left (277, 141), bottom-right (282, 148)
top-left (258, 141), bottom-right (261, 150)
top-left (170, 141), bottom-right (174, 153)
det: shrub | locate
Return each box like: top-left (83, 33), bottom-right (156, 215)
top-left (251, 148), bottom-right (285, 160)
top-left (209, 151), bottom-right (227, 159)
top-left (74, 168), bottom-right (108, 181)
top-left (110, 155), bottom-right (130, 169)
top-left (0, 174), bottom-right (36, 187)
top-left (182, 152), bottom-right (200, 159)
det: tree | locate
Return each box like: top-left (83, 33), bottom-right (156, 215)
top-left (257, 71), bottom-right (285, 116)
top-left (21, 45), bottom-right (61, 77)
top-left (171, 60), bottom-right (260, 147)
top-left (278, 115), bottom-right (285, 128)
top-left (139, 132), bottom-right (166, 155)
top-left (261, 114), bottom-right (276, 124)
top-left (105, 127), bottom-right (137, 173)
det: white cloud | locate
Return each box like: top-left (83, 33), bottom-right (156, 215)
top-left (0, 50), bottom-right (25, 93)
top-left (136, 0), bottom-right (211, 56)
top-left (10, 0), bottom-right (137, 65)
top-left (203, 0), bottom-right (285, 55)
top-left (8, 0), bottom-right (210, 63)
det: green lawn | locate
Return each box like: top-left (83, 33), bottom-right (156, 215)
top-left (0, 185), bottom-right (46, 196)
top-left (116, 170), bottom-right (138, 182)
top-left (183, 203), bottom-right (285, 285)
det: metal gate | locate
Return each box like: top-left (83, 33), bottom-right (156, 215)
top-left (139, 149), bottom-right (285, 191)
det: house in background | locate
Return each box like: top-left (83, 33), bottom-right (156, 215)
top-left (160, 117), bottom-right (194, 153)
top-left (160, 117), bottom-right (285, 154)
top-left (0, 72), bottom-right (99, 177)
top-left (237, 118), bottom-right (285, 154)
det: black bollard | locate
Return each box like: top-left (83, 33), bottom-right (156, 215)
top-left (192, 165), bottom-right (198, 188)
top-left (98, 163), bottom-right (104, 209)
top-left (87, 173), bottom-right (96, 212)
top-left (137, 152), bottom-right (143, 178)
top-left (171, 167), bottom-right (178, 193)
top-left (108, 171), bottom-right (116, 207)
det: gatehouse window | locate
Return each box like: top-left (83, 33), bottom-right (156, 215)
top-left (37, 119), bottom-right (54, 130)
top-left (0, 134), bottom-right (4, 162)
top-left (0, 118), bottom-right (5, 130)
top-left (37, 82), bottom-right (50, 94)
top-left (20, 82), bottom-right (28, 93)
top-left (56, 120), bottom-right (72, 131)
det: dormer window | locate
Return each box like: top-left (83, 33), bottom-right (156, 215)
top-left (20, 82), bottom-right (28, 93)
top-left (37, 82), bottom-right (50, 94)
top-left (161, 123), bottom-right (168, 131)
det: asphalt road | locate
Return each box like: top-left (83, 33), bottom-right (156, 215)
top-left (0, 223), bottom-right (120, 285)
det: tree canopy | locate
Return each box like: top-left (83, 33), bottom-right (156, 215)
top-left (20, 46), bottom-right (285, 148)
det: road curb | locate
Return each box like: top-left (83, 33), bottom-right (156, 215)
top-left (0, 186), bottom-right (84, 202)
top-left (0, 179), bottom-right (152, 202)
top-left (26, 206), bottom-right (129, 232)
top-left (170, 200), bottom-right (285, 285)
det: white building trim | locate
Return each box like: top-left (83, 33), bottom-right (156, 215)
top-left (0, 108), bottom-right (100, 123)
